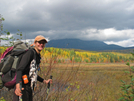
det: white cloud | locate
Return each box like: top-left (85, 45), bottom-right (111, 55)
top-left (104, 39), bottom-right (134, 47)
top-left (79, 28), bottom-right (134, 42)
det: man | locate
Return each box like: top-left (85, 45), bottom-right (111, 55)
top-left (13, 35), bottom-right (52, 101)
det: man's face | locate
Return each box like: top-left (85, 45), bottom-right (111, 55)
top-left (34, 40), bottom-right (46, 51)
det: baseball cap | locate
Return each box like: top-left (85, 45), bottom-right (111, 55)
top-left (34, 35), bottom-right (48, 43)
top-left (30, 35), bottom-right (48, 46)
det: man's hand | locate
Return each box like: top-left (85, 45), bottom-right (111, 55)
top-left (43, 79), bottom-right (52, 84)
top-left (15, 83), bottom-right (24, 96)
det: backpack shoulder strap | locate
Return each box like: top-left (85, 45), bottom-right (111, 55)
top-left (29, 48), bottom-right (36, 60)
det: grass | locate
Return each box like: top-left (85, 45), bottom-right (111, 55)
top-left (0, 63), bottom-right (131, 101)
top-left (36, 62), bottom-right (130, 101)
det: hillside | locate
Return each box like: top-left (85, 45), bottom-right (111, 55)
top-left (46, 38), bottom-right (134, 52)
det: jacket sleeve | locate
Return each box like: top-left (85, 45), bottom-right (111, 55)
top-left (37, 75), bottom-right (44, 82)
top-left (16, 50), bottom-right (34, 84)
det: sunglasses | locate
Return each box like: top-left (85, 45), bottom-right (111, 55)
top-left (37, 41), bottom-right (46, 44)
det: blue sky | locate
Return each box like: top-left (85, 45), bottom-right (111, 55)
top-left (0, 0), bottom-right (134, 47)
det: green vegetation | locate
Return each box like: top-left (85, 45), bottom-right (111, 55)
top-left (118, 53), bottom-right (134, 101)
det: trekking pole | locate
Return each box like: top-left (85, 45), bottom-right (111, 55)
top-left (19, 81), bottom-right (22, 101)
top-left (46, 75), bottom-right (53, 100)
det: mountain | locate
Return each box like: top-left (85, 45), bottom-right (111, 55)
top-left (46, 38), bottom-right (134, 51)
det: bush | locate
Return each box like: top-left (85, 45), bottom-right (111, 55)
top-left (119, 62), bottom-right (134, 101)
top-left (84, 59), bottom-right (89, 63)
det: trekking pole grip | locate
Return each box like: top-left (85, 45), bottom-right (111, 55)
top-left (48, 75), bottom-right (53, 88)
top-left (50, 75), bottom-right (53, 79)
top-left (46, 75), bottom-right (53, 100)
top-left (19, 81), bottom-right (22, 101)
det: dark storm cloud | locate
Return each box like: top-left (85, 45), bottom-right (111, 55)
top-left (2, 0), bottom-right (133, 31)
top-left (0, 0), bottom-right (134, 47)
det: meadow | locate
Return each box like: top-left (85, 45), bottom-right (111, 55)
top-left (33, 62), bottom-right (130, 101)
top-left (0, 47), bottom-right (134, 101)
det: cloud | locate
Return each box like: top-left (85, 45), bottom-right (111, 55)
top-left (2, 0), bottom-right (134, 30)
top-left (0, 0), bottom-right (134, 47)
top-left (104, 39), bottom-right (134, 47)
top-left (27, 28), bottom-right (134, 42)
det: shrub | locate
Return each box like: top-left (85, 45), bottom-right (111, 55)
top-left (119, 62), bottom-right (134, 101)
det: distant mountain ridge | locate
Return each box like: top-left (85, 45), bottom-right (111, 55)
top-left (46, 38), bottom-right (134, 51)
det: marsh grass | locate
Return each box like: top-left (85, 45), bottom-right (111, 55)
top-left (33, 63), bottom-right (130, 101)
top-left (0, 63), bottom-right (130, 101)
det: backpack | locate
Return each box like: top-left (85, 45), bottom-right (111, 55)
top-left (0, 40), bottom-right (34, 89)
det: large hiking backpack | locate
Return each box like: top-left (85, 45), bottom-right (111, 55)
top-left (0, 40), bottom-right (34, 89)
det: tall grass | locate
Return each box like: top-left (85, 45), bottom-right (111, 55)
top-left (32, 63), bottom-right (129, 101)
top-left (0, 62), bottom-right (131, 101)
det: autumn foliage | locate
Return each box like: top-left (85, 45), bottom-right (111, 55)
top-left (0, 47), bottom-right (133, 64)
top-left (41, 47), bottom-right (133, 64)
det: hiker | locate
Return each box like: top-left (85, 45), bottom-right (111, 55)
top-left (13, 35), bottom-right (52, 101)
